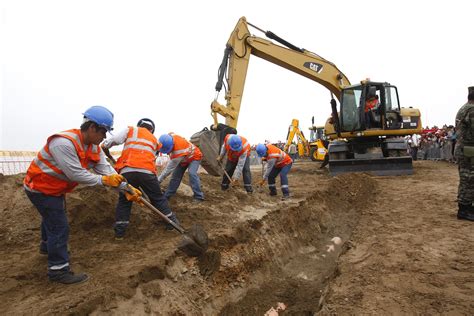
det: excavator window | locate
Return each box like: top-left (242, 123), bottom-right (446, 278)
top-left (384, 86), bottom-right (400, 111)
top-left (340, 86), bottom-right (363, 131)
top-left (384, 86), bottom-right (403, 129)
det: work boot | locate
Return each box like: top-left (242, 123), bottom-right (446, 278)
top-left (192, 198), bottom-right (204, 204)
top-left (281, 194), bottom-right (290, 201)
top-left (49, 270), bottom-right (89, 285)
top-left (114, 231), bottom-right (125, 240)
top-left (165, 213), bottom-right (180, 231)
top-left (457, 203), bottom-right (474, 221)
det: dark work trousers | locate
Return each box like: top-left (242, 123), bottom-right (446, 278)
top-left (410, 146), bottom-right (419, 161)
top-left (221, 158), bottom-right (253, 192)
top-left (268, 163), bottom-right (293, 197)
top-left (25, 190), bottom-right (70, 276)
top-left (115, 172), bottom-right (172, 235)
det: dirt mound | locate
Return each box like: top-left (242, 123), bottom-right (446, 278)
top-left (0, 161), bottom-right (471, 314)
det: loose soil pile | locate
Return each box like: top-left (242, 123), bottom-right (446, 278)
top-left (0, 161), bottom-right (472, 315)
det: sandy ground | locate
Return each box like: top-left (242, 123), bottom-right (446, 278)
top-left (0, 160), bottom-right (472, 315)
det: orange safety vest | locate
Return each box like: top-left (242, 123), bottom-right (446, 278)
top-left (264, 144), bottom-right (293, 168)
top-left (24, 129), bottom-right (101, 196)
top-left (169, 134), bottom-right (202, 166)
top-left (224, 134), bottom-right (250, 162)
top-left (115, 126), bottom-right (159, 174)
top-left (365, 99), bottom-right (378, 112)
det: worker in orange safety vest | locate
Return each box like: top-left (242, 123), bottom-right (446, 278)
top-left (216, 134), bottom-right (253, 193)
top-left (24, 105), bottom-right (139, 285)
top-left (157, 133), bottom-right (205, 202)
top-left (256, 143), bottom-right (293, 200)
top-left (102, 118), bottom-right (179, 238)
top-left (364, 86), bottom-right (380, 128)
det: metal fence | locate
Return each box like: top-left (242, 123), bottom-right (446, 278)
top-left (0, 151), bottom-right (170, 176)
top-left (417, 140), bottom-right (455, 161)
top-left (0, 151), bottom-right (37, 175)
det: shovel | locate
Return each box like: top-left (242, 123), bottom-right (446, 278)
top-left (119, 183), bottom-right (208, 257)
top-left (217, 160), bottom-right (237, 188)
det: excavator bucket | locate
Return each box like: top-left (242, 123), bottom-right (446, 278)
top-left (328, 156), bottom-right (413, 176)
top-left (190, 124), bottom-right (237, 177)
top-left (190, 128), bottom-right (222, 176)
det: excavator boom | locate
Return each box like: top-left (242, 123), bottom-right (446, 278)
top-left (211, 17), bottom-right (350, 129)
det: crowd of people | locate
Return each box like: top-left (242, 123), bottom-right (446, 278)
top-left (405, 125), bottom-right (457, 162)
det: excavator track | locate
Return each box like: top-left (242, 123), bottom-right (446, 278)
top-left (328, 156), bottom-right (413, 176)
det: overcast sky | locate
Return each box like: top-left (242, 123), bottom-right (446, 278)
top-left (1, 0), bottom-right (473, 151)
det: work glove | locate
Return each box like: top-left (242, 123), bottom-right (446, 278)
top-left (230, 179), bottom-right (239, 186)
top-left (125, 186), bottom-right (144, 206)
top-left (102, 174), bottom-right (125, 187)
top-left (258, 179), bottom-right (266, 187)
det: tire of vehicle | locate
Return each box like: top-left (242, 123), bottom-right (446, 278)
top-left (310, 146), bottom-right (318, 161)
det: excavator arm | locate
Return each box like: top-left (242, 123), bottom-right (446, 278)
top-left (211, 16), bottom-right (350, 129)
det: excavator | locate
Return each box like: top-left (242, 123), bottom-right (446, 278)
top-left (191, 17), bottom-right (422, 176)
top-left (283, 118), bottom-right (328, 162)
top-left (284, 119), bottom-right (310, 158)
top-left (308, 117), bottom-right (329, 162)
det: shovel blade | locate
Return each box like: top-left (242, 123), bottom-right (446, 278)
top-left (177, 224), bottom-right (209, 257)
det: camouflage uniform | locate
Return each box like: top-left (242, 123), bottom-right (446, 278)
top-left (454, 87), bottom-right (474, 220)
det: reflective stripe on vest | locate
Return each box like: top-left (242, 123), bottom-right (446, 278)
top-left (122, 127), bottom-right (156, 154)
top-left (267, 144), bottom-right (292, 167)
top-left (224, 135), bottom-right (250, 162)
top-left (114, 127), bottom-right (158, 174)
top-left (24, 129), bottom-right (101, 196)
top-left (169, 134), bottom-right (201, 163)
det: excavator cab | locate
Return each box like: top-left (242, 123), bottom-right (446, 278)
top-left (329, 81), bottom-right (420, 175)
top-left (339, 82), bottom-right (402, 132)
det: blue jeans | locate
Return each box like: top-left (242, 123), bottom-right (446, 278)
top-left (165, 160), bottom-right (204, 200)
top-left (25, 190), bottom-right (70, 276)
top-left (268, 163), bottom-right (292, 196)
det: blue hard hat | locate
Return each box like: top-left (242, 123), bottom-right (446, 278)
top-left (256, 144), bottom-right (267, 157)
top-left (228, 135), bottom-right (242, 151)
top-left (158, 134), bottom-right (174, 154)
top-left (83, 105), bottom-right (114, 131)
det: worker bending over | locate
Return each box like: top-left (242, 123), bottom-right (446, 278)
top-left (102, 118), bottom-right (180, 238)
top-left (157, 133), bottom-right (205, 202)
top-left (24, 106), bottom-right (140, 285)
top-left (256, 143), bottom-right (293, 200)
top-left (217, 134), bottom-right (253, 193)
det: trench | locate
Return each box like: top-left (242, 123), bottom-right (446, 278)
top-left (91, 174), bottom-right (375, 315)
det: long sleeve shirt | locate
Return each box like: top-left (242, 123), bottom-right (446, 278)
top-left (48, 137), bottom-right (116, 186)
top-left (157, 156), bottom-right (185, 183)
top-left (262, 158), bottom-right (276, 180)
top-left (219, 144), bottom-right (248, 180)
